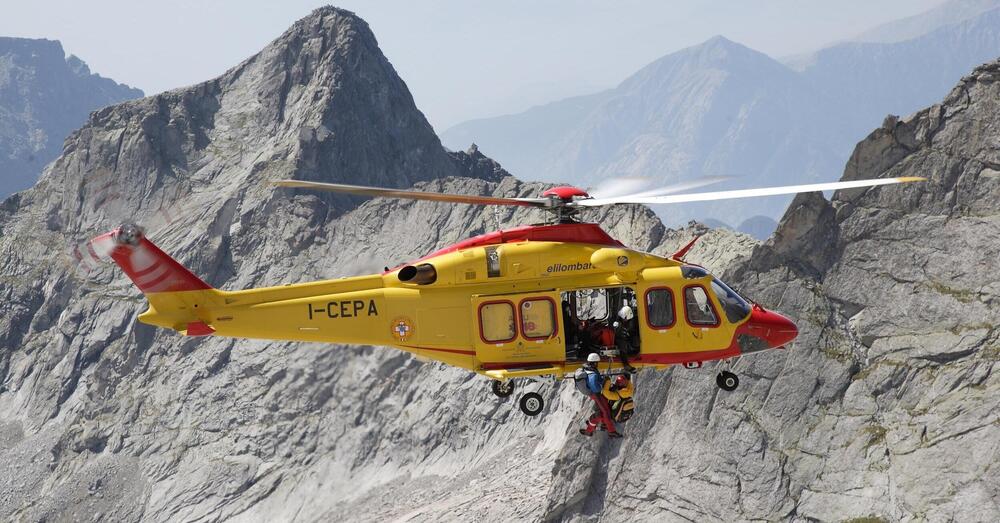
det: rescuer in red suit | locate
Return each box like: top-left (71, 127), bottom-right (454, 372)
top-left (575, 353), bottom-right (622, 438)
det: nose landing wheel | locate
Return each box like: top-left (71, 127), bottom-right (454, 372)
top-left (716, 371), bottom-right (739, 391)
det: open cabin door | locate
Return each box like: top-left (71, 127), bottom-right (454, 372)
top-left (472, 291), bottom-right (564, 371)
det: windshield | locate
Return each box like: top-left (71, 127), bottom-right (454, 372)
top-left (681, 266), bottom-right (709, 279)
top-left (711, 279), bottom-right (751, 323)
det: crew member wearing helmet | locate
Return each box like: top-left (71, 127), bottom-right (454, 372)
top-left (614, 303), bottom-right (640, 371)
top-left (575, 353), bottom-right (622, 438)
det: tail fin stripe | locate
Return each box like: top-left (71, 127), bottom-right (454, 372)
top-left (140, 269), bottom-right (175, 293)
top-left (97, 227), bottom-right (213, 294)
top-left (133, 261), bottom-right (163, 278)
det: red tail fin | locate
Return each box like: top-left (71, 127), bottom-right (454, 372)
top-left (92, 224), bottom-right (212, 294)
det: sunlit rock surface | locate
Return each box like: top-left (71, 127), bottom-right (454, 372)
top-left (1, 7), bottom-right (996, 523)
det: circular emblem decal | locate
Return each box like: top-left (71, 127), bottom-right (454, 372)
top-left (616, 255), bottom-right (629, 267)
top-left (390, 317), bottom-right (415, 341)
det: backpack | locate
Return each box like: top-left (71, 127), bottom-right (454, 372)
top-left (573, 368), bottom-right (592, 395)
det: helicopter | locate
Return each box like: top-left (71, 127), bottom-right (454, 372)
top-left (90, 175), bottom-right (923, 416)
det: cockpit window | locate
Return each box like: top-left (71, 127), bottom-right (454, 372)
top-left (711, 279), bottom-right (751, 323)
top-left (681, 266), bottom-right (709, 279)
top-left (684, 285), bottom-right (719, 326)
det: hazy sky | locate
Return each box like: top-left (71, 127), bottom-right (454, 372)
top-left (1, 1), bottom-right (947, 130)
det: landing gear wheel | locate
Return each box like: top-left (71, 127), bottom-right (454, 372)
top-left (491, 380), bottom-right (514, 398)
top-left (716, 371), bottom-right (739, 391)
top-left (519, 392), bottom-right (544, 416)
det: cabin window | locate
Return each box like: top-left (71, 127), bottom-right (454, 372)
top-left (644, 288), bottom-right (675, 329)
top-left (711, 279), bottom-right (751, 323)
top-left (684, 285), bottom-right (719, 326)
top-left (520, 298), bottom-right (556, 339)
top-left (480, 301), bottom-right (516, 342)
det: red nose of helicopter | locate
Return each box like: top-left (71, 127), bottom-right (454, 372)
top-left (746, 306), bottom-right (798, 348)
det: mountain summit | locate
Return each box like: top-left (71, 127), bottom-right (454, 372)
top-left (11, 7), bottom-right (463, 249)
top-left (443, 8), bottom-right (1000, 228)
top-left (445, 35), bottom-right (835, 225)
top-left (0, 37), bottom-right (142, 198)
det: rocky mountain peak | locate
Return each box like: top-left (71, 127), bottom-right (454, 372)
top-left (0, 38), bottom-right (142, 198)
top-left (9, 6), bottom-right (459, 248)
top-left (622, 34), bottom-right (793, 93)
top-left (446, 143), bottom-right (508, 183)
top-left (0, 37), bottom-right (65, 65)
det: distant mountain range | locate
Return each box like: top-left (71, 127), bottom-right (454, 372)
top-left (442, 0), bottom-right (1000, 228)
top-left (0, 38), bottom-right (141, 198)
top-left (851, 0), bottom-right (1000, 43)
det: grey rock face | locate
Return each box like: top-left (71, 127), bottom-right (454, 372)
top-left (0, 37), bottom-right (142, 198)
top-left (4, 6), bottom-right (995, 523)
top-left (568, 59), bottom-right (1000, 523)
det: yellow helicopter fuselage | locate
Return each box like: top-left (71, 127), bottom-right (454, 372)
top-left (102, 222), bottom-right (796, 381)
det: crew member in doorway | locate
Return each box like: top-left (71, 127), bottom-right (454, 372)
top-left (575, 353), bottom-right (622, 438)
top-left (562, 300), bottom-right (581, 357)
top-left (614, 304), bottom-right (640, 372)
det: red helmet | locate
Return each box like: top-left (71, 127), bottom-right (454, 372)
top-left (614, 375), bottom-right (629, 388)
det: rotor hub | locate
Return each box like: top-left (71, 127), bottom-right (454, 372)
top-left (541, 186), bottom-right (589, 201)
top-left (113, 223), bottom-right (145, 246)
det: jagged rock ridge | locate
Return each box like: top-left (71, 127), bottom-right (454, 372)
top-left (0, 37), bottom-right (142, 198)
top-left (538, 59), bottom-right (1000, 522)
top-left (2, 6), bottom-right (995, 523)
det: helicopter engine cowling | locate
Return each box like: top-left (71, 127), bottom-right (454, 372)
top-left (590, 248), bottom-right (647, 272)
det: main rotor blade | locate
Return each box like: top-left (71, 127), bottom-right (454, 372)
top-left (621, 175), bottom-right (735, 199)
top-left (588, 175), bottom-right (733, 200)
top-left (274, 180), bottom-right (549, 207)
top-left (573, 177), bottom-right (926, 207)
top-left (588, 176), bottom-right (655, 199)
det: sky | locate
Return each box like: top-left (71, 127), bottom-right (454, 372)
top-left (0, 0), bottom-right (947, 131)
